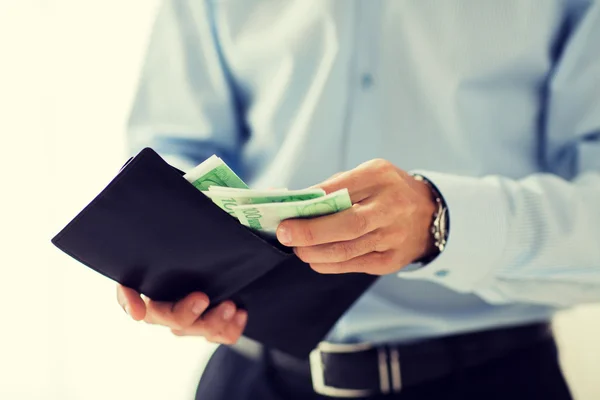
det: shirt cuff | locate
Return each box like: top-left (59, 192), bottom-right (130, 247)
top-left (397, 171), bottom-right (509, 293)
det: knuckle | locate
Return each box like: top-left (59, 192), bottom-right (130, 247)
top-left (371, 159), bottom-right (397, 179)
top-left (337, 242), bottom-right (355, 261)
top-left (351, 211), bottom-right (370, 236)
top-left (370, 231), bottom-right (386, 252)
top-left (301, 225), bottom-right (315, 244)
top-left (326, 242), bottom-right (351, 262)
top-left (370, 158), bottom-right (391, 172)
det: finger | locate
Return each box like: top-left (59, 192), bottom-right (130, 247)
top-left (315, 170), bottom-right (374, 204)
top-left (310, 251), bottom-right (397, 275)
top-left (294, 230), bottom-right (386, 263)
top-left (172, 292), bottom-right (210, 326)
top-left (163, 292), bottom-right (210, 329)
top-left (171, 309), bottom-right (248, 342)
top-left (314, 159), bottom-right (398, 203)
top-left (197, 301), bottom-right (237, 340)
top-left (144, 292), bottom-right (209, 330)
top-left (216, 310), bottom-right (248, 344)
top-left (310, 172), bottom-right (343, 189)
top-left (116, 285), bottom-right (146, 321)
top-left (144, 299), bottom-right (176, 327)
top-left (277, 199), bottom-right (387, 246)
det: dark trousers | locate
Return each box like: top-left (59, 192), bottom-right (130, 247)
top-left (195, 337), bottom-right (572, 400)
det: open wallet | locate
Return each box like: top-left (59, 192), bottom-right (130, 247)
top-left (51, 148), bottom-right (378, 358)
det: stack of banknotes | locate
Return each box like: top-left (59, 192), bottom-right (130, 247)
top-left (183, 155), bottom-right (352, 233)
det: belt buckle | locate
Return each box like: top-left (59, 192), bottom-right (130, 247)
top-left (309, 342), bottom-right (402, 398)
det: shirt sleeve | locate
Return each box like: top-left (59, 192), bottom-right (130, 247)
top-left (126, 0), bottom-right (247, 176)
top-left (399, 2), bottom-right (600, 308)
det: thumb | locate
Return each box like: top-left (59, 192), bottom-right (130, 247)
top-left (116, 285), bottom-right (147, 321)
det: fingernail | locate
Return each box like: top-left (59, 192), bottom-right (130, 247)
top-left (191, 300), bottom-right (207, 315)
top-left (222, 304), bottom-right (235, 321)
top-left (123, 304), bottom-right (131, 316)
top-left (277, 225), bottom-right (291, 245)
top-left (235, 312), bottom-right (247, 327)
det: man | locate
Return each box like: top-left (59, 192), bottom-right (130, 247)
top-left (117, 1), bottom-right (600, 399)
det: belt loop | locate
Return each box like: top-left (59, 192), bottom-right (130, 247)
top-left (377, 347), bottom-right (390, 394)
top-left (390, 347), bottom-right (402, 392)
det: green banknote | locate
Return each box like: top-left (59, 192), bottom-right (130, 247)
top-left (183, 155), bottom-right (248, 191)
top-left (204, 188), bottom-right (325, 216)
top-left (232, 189), bottom-right (352, 232)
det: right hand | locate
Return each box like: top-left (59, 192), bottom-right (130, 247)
top-left (116, 284), bottom-right (248, 344)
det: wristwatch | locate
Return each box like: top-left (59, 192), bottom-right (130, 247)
top-left (412, 174), bottom-right (449, 264)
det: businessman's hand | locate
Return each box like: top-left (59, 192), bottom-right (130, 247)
top-left (277, 159), bottom-right (437, 275)
top-left (116, 284), bottom-right (247, 344)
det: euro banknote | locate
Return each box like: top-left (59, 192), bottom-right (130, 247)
top-left (183, 155), bottom-right (248, 191)
top-left (232, 189), bottom-right (352, 232)
top-left (204, 187), bottom-right (326, 214)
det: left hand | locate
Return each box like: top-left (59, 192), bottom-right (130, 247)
top-left (116, 285), bottom-right (248, 344)
top-left (276, 159), bottom-right (437, 275)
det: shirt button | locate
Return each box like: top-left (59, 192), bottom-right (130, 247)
top-left (361, 73), bottom-right (374, 89)
top-left (435, 269), bottom-right (449, 278)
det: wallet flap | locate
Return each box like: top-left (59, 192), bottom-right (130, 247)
top-left (52, 148), bottom-right (289, 303)
top-left (233, 256), bottom-right (377, 358)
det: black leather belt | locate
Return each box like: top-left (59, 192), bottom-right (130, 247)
top-left (234, 322), bottom-right (552, 398)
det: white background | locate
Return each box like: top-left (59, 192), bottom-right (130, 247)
top-left (0, 1), bottom-right (598, 399)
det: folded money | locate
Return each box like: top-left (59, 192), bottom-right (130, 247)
top-left (232, 189), bottom-right (352, 232)
top-left (184, 155), bottom-right (352, 232)
top-left (206, 187), bottom-right (289, 192)
top-left (204, 188), bottom-right (326, 215)
top-left (183, 155), bottom-right (248, 190)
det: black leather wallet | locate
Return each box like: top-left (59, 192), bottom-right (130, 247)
top-left (51, 148), bottom-right (377, 358)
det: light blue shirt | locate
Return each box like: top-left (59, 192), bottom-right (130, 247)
top-left (128, 0), bottom-right (600, 344)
